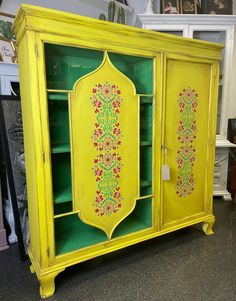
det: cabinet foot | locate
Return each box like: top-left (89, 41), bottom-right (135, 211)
top-left (39, 270), bottom-right (64, 299)
top-left (222, 194), bottom-right (232, 202)
top-left (202, 216), bottom-right (215, 235)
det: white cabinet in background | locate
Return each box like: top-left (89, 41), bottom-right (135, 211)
top-left (0, 62), bottom-right (19, 244)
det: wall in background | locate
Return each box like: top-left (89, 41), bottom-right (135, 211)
top-left (0, 0), bottom-right (140, 25)
top-left (0, 0), bottom-right (105, 18)
top-left (1, 0), bottom-right (236, 22)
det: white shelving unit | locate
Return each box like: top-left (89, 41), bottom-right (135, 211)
top-left (0, 62), bottom-right (19, 95)
top-left (0, 62), bottom-right (19, 244)
top-left (137, 14), bottom-right (236, 200)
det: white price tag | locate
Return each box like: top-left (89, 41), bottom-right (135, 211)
top-left (162, 164), bottom-right (170, 181)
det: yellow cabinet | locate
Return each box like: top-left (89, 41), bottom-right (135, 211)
top-left (13, 5), bottom-right (222, 298)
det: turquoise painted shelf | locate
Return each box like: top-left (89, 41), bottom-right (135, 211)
top-left (140, 140), bottom-right (152, 146)
top-left (48, 93), bottom-right (68, 101)
top-left (54, 186), bottom-right (72, 204)
top-left (52, 143), bottom-right (70, 154)
top-left (140, 180), bottom-right (152, 187)
top-left (140, 97), bottom-right (153, 104)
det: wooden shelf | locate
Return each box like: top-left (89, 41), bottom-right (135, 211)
top-left (140, 97), bottom-right (153, 104)
top-left (52, 143), bottom-right (70, 154)
top-left (48, 93), bottom-right (68, 101)
top-left (54, 187), bottom-right (72, 204)
top-left (54, 210), bottom-right (78, 219)
top-left (55, 202), bottom-right (151, 255)
top-left (140, 180), bottom-right (152, 187)
top-left (140, 141), bottom-right (152, 146)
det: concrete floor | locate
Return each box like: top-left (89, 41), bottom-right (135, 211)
top-left (0, 198), bottom-right (235, 301)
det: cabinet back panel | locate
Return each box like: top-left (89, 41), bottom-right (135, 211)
top-left (54, 202), bottom-right (72, 215)
top-left (140, 102), bottom-right (153, 142)
top-left (52, 153), bottom-right (72, 200)
top-left (55, 214), bottom-right (107, 255)
top-left (45, 44), bottom-right (103, 90)
top-left (45, 45), bottom-right (153, 95)
top-left (108, 52), bottom-right (153, 95)
top-left (48, 99), bottom-right (70, 146)
top-left (112, 198), bottom-right (152, 238)
top-left (140, 101), bottom-right (153, 197)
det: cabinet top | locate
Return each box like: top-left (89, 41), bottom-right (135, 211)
top-left (13, 4), bottom-right (223, 59)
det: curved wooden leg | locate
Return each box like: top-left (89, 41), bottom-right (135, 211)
top-left (39, 270), bottom-right (64, 299)
top-left (202, 216), bottom-right (215, 235)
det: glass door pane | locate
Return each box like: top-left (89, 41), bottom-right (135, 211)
top-left (193, 31), bottom-right (226, 135)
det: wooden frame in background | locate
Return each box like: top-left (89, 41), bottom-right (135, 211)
top-left (180, 0), bottom-right (198, 14)
top-left (162, 0), bottom-right (179, 14)
top-left (0, 12), bottom-right (16, 63)
top-left (202, 0), bottom-right (232, 15)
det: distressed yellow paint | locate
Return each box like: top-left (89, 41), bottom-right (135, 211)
top-left (69, 53), bottom-right (139, 239)
top-left (13, 4), bottom-right (223, 298)
top-left (163, 56), bottom-right (214, 226)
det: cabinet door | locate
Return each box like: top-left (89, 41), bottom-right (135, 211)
top-left (162, 54), bottom-right (218, 227)
top-left (70, 53), bottom-right (139, 239)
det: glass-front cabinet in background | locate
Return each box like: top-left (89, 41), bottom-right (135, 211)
top-left (137, 14), bottom-right (236, 201)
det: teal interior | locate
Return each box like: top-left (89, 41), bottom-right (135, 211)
top-left (45, 44), bottom-right (104, 90)
top-left (108, 52), bottom-right (153, 94)
top-left (51, 153), bottom-right (72, 205)
top-left (45, 43), bottom-right (154, 255)
top-left (140, 99), bottom-right (153, 196)
top-left (55, 198), bottom-right (152, 255)
top-left (54, 202), bottom-right (72, 216)
top-left (45, 44), bottom-right (153, 94)
top-left (48, 96), bottom-right (70, 151)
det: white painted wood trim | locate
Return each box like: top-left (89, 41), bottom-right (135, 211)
top-left (188, 25), bottom-right (234, 137)
top-left (137, 14), bottom-right (236, 25)
top-left (213, 190), bottom-right (232, 201)
top-left (142, 23), bottom-right (189, 37)
top-left (216, 140), bottom-right (236, 148)
top-left (0, 62), bottom-right (19, 76)
top-left (0, 63), bottom-right (19, 95)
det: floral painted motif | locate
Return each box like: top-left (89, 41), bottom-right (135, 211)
top-left (91, 82), bottom-right (123, 216)
top-left (176, 88), bottom-right (198, 197)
